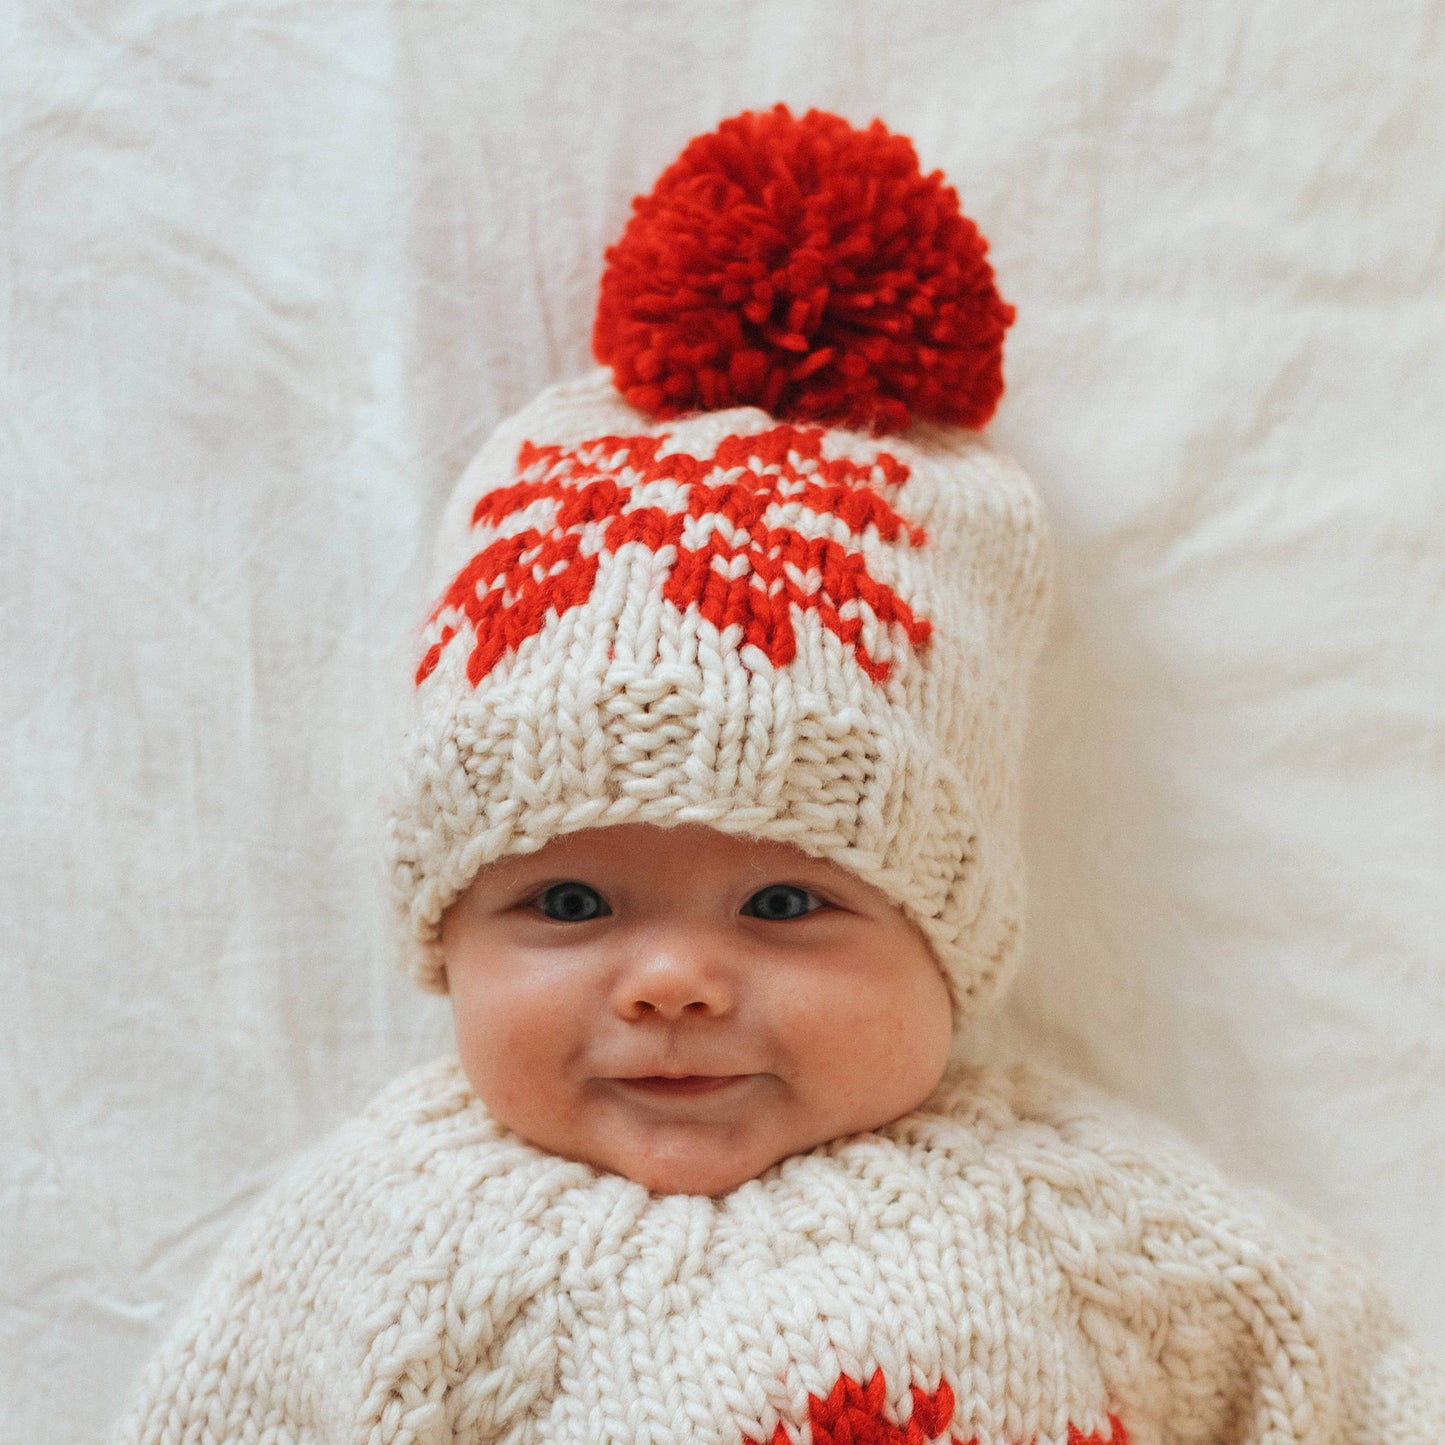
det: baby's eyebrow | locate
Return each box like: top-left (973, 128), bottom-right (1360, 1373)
top-left (740, 866), bottom-right (853, 895)
top-left (469, 864), bottom-right (575, 897)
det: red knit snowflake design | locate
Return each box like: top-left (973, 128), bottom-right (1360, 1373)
top-left (744, 1371), bottom-right (1129, 1445)
top-left (416, 425), bottom-right (932, 688)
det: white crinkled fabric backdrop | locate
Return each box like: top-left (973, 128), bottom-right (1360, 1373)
top-left (2, 2), bottom-right (1442, 1440)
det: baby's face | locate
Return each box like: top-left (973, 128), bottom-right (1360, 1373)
top-left (440, 824), bottom-right (953, 1195)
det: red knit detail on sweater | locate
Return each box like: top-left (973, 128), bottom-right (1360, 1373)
top-left (744, 1370), bottom-right (1128, 1445)
top-left (594, 104), bottom-right (1014, 433)
top-left (416, 426), bottom-right (931, 688)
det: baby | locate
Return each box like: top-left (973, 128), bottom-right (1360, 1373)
top-left (114, 106), bottom-right (1443, 1445)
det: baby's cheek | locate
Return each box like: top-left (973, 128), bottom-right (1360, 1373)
top-left (787, 988), bottom-right (900, 1083)
top-left (451, 986), bottom-right (528, 1081)
top-left (490, 1000), bottom-right (561, 1075)
top-left (822, 974), bottom-right (949, 1109)
top-left (853, 1003), bottom-right (919, 1079)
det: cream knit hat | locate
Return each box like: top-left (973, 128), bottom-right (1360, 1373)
top-left (387, 106), bottom-right (1052, 1025)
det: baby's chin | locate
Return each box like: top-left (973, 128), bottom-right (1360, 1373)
top-left (583, 1134), bottom-right (791, 1197)
top-left (539, 1110), bottom-right (813, 1197)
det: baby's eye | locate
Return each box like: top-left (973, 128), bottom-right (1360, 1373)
top-left (533, 882), bottom-right (610, 922)
top-left (743, 883), bottom-right (825, 922)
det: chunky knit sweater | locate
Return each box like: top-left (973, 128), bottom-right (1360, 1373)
top-left (113, 1057), bottom-right (1443, 1445)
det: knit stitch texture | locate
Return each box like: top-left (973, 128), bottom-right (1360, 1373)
top-left (112, 1057), bottom-right (1445, 1445)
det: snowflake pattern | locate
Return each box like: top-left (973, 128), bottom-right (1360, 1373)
top-left (743, 1371), bottom-right (1129, 1445)
top-left (416, 424), bottom-right (933, 689)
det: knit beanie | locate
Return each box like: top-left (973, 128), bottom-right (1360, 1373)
top-left (387, 105), bottom-right (1053, 1027)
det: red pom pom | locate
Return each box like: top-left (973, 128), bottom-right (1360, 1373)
top-left (593, 105), bottom-right (1015, 433)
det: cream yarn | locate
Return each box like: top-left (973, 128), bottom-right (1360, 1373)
top-left (112, 1057), bottom-right (1445, 1445)
top-left (387, 368), bottom-right (1052, 1018)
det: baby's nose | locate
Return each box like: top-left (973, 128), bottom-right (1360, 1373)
top-left (612, 936), bottom-right (734, 1021)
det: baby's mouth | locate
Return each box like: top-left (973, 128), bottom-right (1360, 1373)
top-left (615, 1075), bottom-right (750, 1096)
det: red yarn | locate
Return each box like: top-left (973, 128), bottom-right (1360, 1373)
top-left (415, 427), bottom-right (932, 689)
top-left (594, 105), bottom-right (1015, 434)
top-left (744, 1369), bottom-right (1130, 1445)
